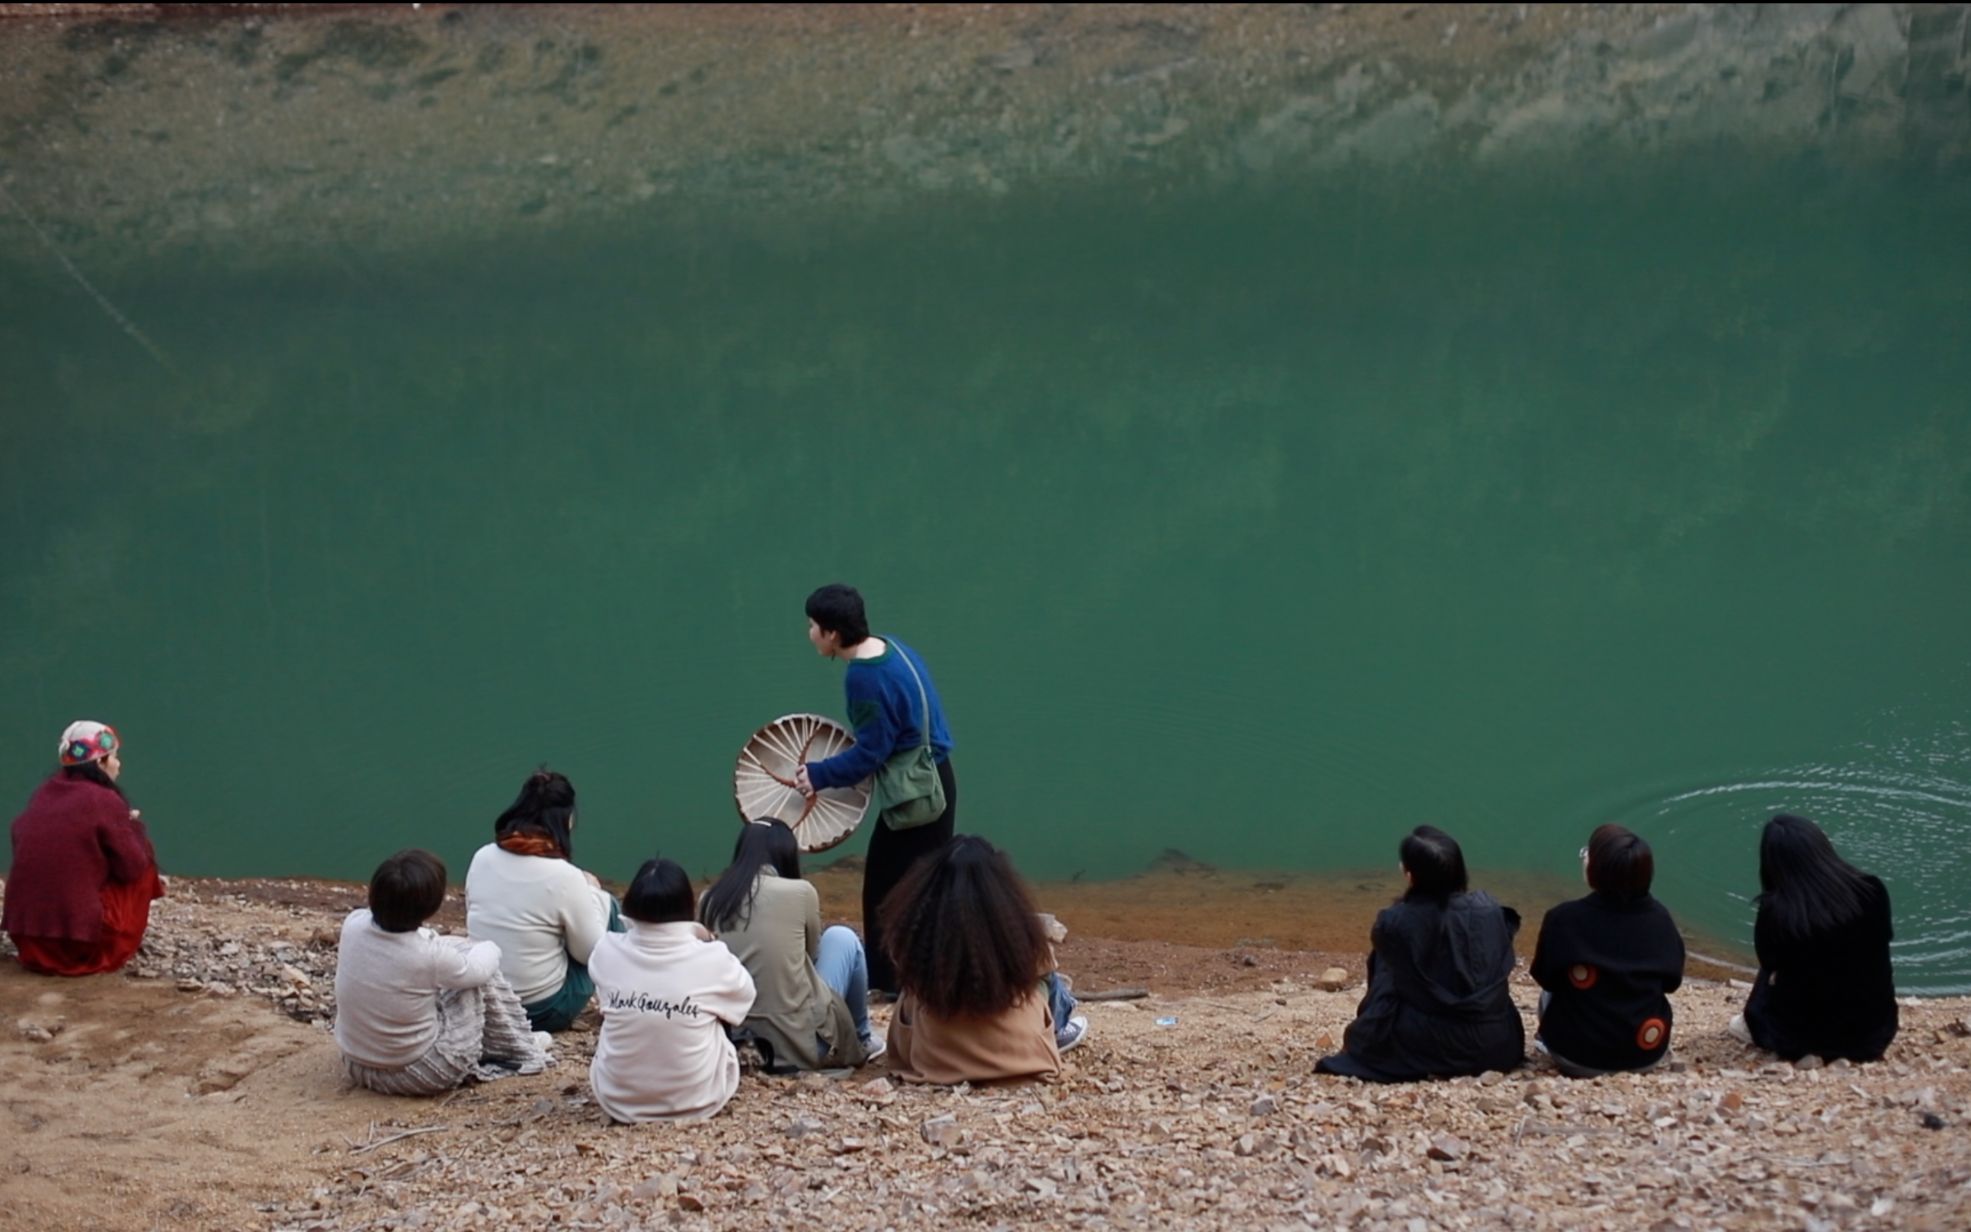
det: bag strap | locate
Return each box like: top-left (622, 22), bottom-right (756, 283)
top-left (892, 637), bottom-right (933, 752)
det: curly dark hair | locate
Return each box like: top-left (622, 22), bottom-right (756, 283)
top-left (880, 834), bottom-right (1051, 1019)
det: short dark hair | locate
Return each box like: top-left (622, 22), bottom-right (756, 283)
top-left (881, 835), bottom-right (1052, 1019)
top-left (369, 849), bottom-right (448, 932)
top-left (1399, 825), bottom-right (1469, 900)
top-left (494, 768), bottom-right (577, 860)
top-left (622, 857), bottom-right (696, 925)
top-left (1586, 823), bottom-right (1654, 900)
top-left (805, 584), bottom-right (869, 646)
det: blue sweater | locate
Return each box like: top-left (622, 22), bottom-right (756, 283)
top-left (806, 636), bottom-right (954, 791)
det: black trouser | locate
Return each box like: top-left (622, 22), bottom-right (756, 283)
top-left (863, 756), bottom-right (957, 994)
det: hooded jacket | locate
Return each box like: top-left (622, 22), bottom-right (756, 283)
top-left (1320, 890), bottom-right (1526, 1082)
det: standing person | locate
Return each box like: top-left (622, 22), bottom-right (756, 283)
top-left (699, 818), bottom-right (882, 1071)
top-left (882, 835), bottom-right (1088, 1086)
top-left (588, 857), bottom-right (756, 1123)
top-left (464, 768), bottom-right (622, 1032)
top-left (1732, 813), bottom-right (1898, 1062)
top-left (1316, 826), bottom-right (1525, 1083)
top-left (4, 721), bottom-right (165, 976)
top-left (794, 583), bottom-right (954, 995)
top-left (334, 849), bottom-right (551, 1095)
top-left (1531, 824), bottom-right (1685, 1077)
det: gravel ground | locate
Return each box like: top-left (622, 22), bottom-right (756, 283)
top-left (8, 876), bottom-right (1968, 1231)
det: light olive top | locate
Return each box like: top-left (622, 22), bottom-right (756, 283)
top-left (709, 869), bottom-right (864, 1070)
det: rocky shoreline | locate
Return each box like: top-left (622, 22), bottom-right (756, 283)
top-left (3, 876), bottom-right (1969, 1231)
top-left (2, 4), bottom-right (1967, 269)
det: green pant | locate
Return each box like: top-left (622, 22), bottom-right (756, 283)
top-left (522, 896), bottom-right (624, 1032)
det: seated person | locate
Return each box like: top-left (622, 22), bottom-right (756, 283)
top-left (699, 819), bottom-right (881, 1071)
top-left (334, 849), bottom-right (551, 1095)
top-left (588, 858), bottom-right (756, 1123)
top-left (1531, 824), bottom-right (1684, 1077)
top-left (464, 769), bottom-right (622, 1031)
top-left (1735, 813), bottom-right (1897, 1063)
top-left (882, 835), bottom-right (1087, 1085)
top-left (1316, 825), bottom-right (1525, 1082)
top-left (4, 721), bottom-right (164, 977)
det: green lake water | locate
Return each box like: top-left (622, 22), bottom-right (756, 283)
top-left (3, 143), bottom-right (1969, 987)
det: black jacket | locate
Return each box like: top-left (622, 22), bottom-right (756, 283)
top-left (1531, 891), bottom-right (1684, 1072)
top-left (1744, 875), bottom-right (1897, 1062)
top-left (1318, 890), bottom-right (1525, 1082)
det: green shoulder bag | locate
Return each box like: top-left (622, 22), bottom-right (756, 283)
top-left (873, 643), bottom-right (946, 830)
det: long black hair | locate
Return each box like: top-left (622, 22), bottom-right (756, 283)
top-left (699, 819), bottom-right (802, 932)
top-left (1756, 813), bottom-right (1877, 943)
top-left (61, 761), bottom-right (128, 803)
top-left (493, 768), bottom-right (577, 860)
top-left (1399, 825), bottom-right (1468, 901)
top-left (881, 835), bottom-right (1051, 1020)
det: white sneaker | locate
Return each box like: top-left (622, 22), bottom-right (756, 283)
top-left (1727, 1014), bottom-right (1753, 1045)
top-left (1057, 1015), bottom-right (1090, 1053)
top-left (859, 1031), bottom-right (888, 1064)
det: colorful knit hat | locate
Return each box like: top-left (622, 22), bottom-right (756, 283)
top-left (58, 720), bottom-right (120, 767)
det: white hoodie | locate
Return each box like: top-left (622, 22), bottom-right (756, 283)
top-left (588, 921), bottom-right (756, 1123)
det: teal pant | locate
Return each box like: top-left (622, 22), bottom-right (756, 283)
top-left (523, 896), bottom-right (624, 1033)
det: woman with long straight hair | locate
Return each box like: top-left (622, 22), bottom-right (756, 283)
top-left (881, 835), bottom-right (1085, 1085)
top-left (1316, 825), bottom-right (1525, 1082)
top-left (464, 768), bottom-right (622, 1032)
top-left (4, 721), bottom-right (164, 976)
top-left (699, 819), bottom-right (881, 1070)
top-left (1531, 824), bottom-right (1685, 1077)
top-left (1733, 813), bottom-right (1897, 1062)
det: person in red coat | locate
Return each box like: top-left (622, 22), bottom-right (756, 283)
top-left (3, 721), bottom-right (165, 975)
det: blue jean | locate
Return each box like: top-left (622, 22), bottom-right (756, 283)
top-left (816, 925), bottom-right (873, 1041)
top-left (1045, 970), bottom-right (1078, 1040)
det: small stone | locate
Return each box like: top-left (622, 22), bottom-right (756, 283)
top-left (1317, 968), bottom-right (1350, 992)
top-left (1427, 1133), bottom-right (1467, 1162)
top-left (17, 1022), bottom-right (53, 1044)
top-left (1250, 1094), bottom-right (1278, 1117)
top-left (1026, 1176), bottom-right (1057, 1198)
top-left (1919, 1112), bottom-right (1945, 1131)
top-left (1315, 1033), bottom-right (1336, 1051)
top-left (785, 1117), bottom-right (825, 1139)
top-left (1719, 1091), bottom-right (1745, 1113)
top-left (177, 979), bottom-right (204, 993)
top-left (1795, 1055), bottom-right (1823, 1072)
top-left (677, 1192), bottom-right (705, 1212)
top-left (920, 1114), bottom-right (962, 1147)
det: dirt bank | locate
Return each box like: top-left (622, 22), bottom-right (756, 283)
top-left (3, 875), bottom-right (1968, 1231)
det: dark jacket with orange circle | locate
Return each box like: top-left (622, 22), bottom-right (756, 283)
top-left (1531, 890), bottom-right (1685, 1072)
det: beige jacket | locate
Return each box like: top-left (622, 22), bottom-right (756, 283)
top-left (710, 870), bottom-right (865, 1070)
top-left (887, 987), bottom-right (1062, 1085)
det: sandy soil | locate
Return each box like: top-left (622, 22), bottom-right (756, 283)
top-left (3, 875), bottom-right (1967, 1231)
